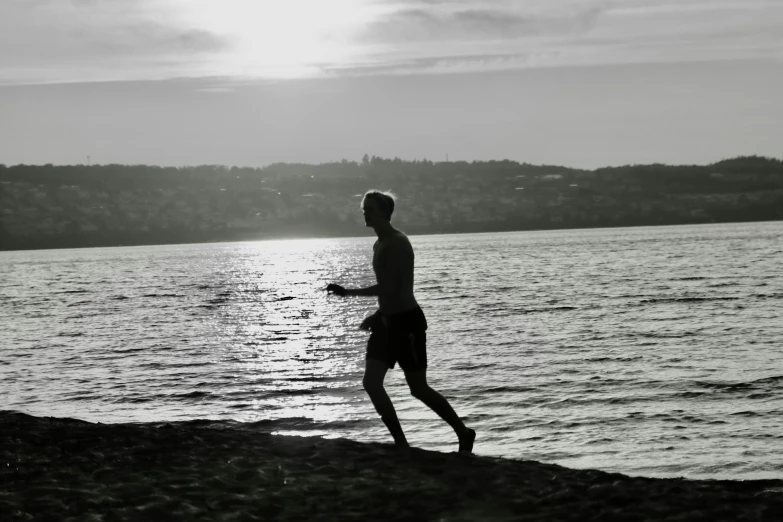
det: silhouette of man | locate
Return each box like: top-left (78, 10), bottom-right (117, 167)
top-left (327, 190), bottom-right (476, 453)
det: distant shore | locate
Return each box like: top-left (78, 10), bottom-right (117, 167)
top-left (3, 156), bottom-right (783, 252)
top-left (2, 411), bottom-right (782, 521)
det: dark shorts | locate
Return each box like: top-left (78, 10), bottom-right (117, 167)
top-left (366, 306), bottom-right (428, 372)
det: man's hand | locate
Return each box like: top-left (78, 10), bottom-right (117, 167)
top-left (326, 283), bottom-right (347, 296)
top-left (359, 315), bottom-right (373, 331)
top-left (360, 310), bottom-right (383, 331)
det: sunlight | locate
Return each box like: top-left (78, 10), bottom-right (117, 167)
top-left (253, 237), bottom-right (336, 257)
top-left (180, 0), bottom-right (377, 78)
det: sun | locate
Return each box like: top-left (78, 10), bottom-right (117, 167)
top-left (180, 0), bottom-right (377, 78)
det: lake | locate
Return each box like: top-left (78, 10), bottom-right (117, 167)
top-left (2, 221), bottom-right (782, 480)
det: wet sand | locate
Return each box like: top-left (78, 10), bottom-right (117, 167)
top-left (2, 411), bottom-right (782, 521)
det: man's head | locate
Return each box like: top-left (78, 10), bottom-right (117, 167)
top-left (361, 190), bottom-right (396, 227)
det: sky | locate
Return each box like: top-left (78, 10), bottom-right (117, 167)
top-left (1, 0), bottom-right (782, 169)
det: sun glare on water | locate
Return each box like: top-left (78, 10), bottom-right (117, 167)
top-left (181, 0), bottom-right (376, 78)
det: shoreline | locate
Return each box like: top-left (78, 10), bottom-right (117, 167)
top-left (3, 411), bottom-right (783, 521)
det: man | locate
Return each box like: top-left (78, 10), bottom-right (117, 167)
top-left (326, 190), bottom-right (476, 453)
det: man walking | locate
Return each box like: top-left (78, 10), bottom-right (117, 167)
top-left (327, 190), bottom-right (476, 453)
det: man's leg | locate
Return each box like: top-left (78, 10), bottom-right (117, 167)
top-left (405, 369), bottom-right (476, 452)
top-left (363, 358), bottom-right (408, 448)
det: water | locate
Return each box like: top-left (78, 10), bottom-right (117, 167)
top-left (2, 221), bottom-right (782, 480)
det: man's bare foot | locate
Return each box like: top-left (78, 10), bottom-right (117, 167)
top-left (458, 428), bottom-right (476, 453)
top-left (393, 442), bottom-right (411, 457)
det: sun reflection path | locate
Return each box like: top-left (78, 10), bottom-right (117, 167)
top-left (201, 237), bottom-right (378, 427)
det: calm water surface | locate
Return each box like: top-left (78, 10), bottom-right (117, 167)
top-left (2, 221), bottom-right (782, 480)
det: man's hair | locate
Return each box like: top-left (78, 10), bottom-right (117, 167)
top-left (361, 190), bottom-right (396, 220)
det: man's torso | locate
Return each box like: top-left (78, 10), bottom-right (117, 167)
top-left (373, 231), bottom-right (418, 315)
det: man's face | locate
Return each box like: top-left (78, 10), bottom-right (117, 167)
top-left (362, 198), bottom-right (385, 227)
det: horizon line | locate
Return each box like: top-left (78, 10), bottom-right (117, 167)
top-left (2, 154), bottom-right (781, 173)
top-left (1, 57), bottom-right (779, 89)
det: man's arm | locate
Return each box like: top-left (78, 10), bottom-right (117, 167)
top-left (328, 239), bottom-right (408, 298)
top-left (345, 284), bottom-right (380, 297)
top-left (326, 283), bottom-right (380, 297)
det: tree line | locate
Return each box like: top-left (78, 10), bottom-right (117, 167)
top-left (1, 155), bottom-right (781, 250)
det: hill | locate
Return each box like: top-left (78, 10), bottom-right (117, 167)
top-left (1, 156), bottom-right (781, 250)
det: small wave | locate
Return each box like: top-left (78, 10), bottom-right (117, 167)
top-left (142, 293), bottom-right (183, 298)
top-left (428, 295), bottom-right (471, 301)
top-left (753, 293), bottom-right (783, 300)
top-left (642, 412), bottom-right (727, 425)
top-left (112, 295), bottom-right (129, 300)
top-left (636, 330), bottom-right (696, 338)
top-left (281, 375), bottom-right (341, 382)
top-left (171, 391), bottom-right (215, 399)
top-left (452, 363), bottom-right (497, 370)
top-left (640, 297), bottom-right (740, 304)
top-left (694, 376), bottom-right (783, 394)
top-left (583, 356), bottom-right (644, 363)
top-left (696, 381), bottom-right (753, 392)
top-left (102, 345), bottom-right (139, 354)
top-left (485, 385), bottom-right (536, 394)
top-left (670, 391), bottom-right (707, 399)
top-left (60, 394), bottom-right (105, 402)
top-left (57, 289), bottom-right (90, 294)
top-left (747, 393), bottom-right (774, 400)
top-left (248, 416), bottom-right (368, 432)
top-left (730, 411), bottom-right (761, 417)
top-left (113, 396), bottom-right (154, 404)
top-left (674, 277), bottom-right (708, 281)
top-left (510, 306), bottom-right (578, 314)
top-left (64, 313), bottom-right (102, 320)
top-left (754, 375), bottom-right (783, 386)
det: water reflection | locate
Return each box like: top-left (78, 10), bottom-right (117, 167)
top-left (210, 237), bottom-right (376, 427)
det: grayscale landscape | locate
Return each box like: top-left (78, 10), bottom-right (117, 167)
top-left (2, 1), bottom-right (783, 520)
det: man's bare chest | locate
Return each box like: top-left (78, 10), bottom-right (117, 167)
top-left (372, 242), bottom-right (384, 274)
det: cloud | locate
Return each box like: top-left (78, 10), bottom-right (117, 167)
top-left (358, 6), bottom-right (604, 43)
top-left (322, 51), bottom-right (563, 77)
top-left (338, 0), bottom-right (783, 76)
top-left (1, 0), bottom-right (781, 84)
top-left (0, 0), bottom-right (231, 84)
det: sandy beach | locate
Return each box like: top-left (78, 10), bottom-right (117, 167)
top-left (2, 411), bottom-right (782, 521)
